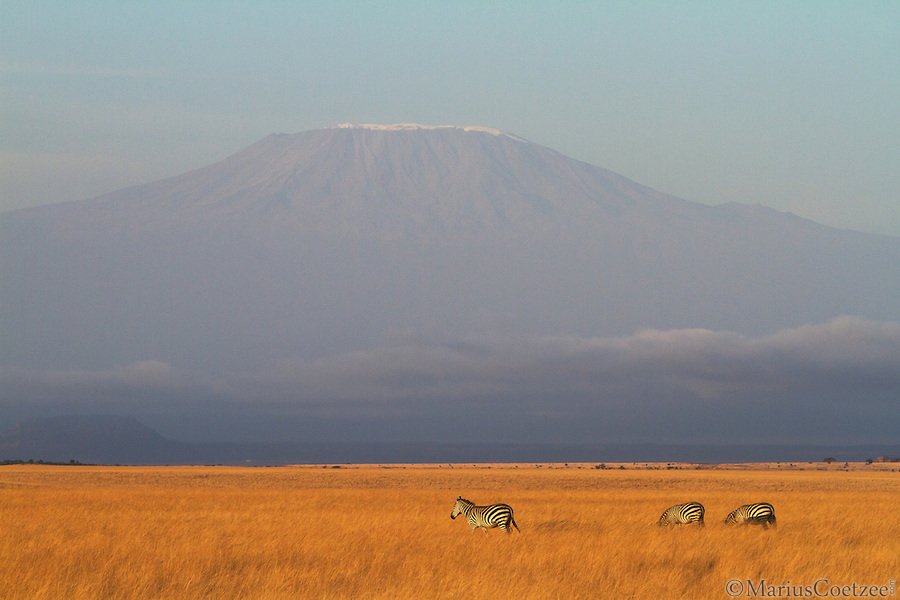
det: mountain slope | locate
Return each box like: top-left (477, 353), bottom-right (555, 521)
top-left (6, 124), bottom-right (689, 241)
top-left (2, 124), bottom-right (899, 373)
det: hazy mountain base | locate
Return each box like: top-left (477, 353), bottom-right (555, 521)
top-left (0, 416), bottom-right (896, 466)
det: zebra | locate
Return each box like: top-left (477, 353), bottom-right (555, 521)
top-left (724, 502), bottom-right (777, 527)
top-left (658, 502), bottom-right (705, 527)
top-left (450, 496), bottom-right (520, 534)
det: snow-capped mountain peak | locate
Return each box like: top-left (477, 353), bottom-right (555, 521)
top-left (336, 122), bottom-right (524, 140)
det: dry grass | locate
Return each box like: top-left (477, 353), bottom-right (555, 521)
top-left (1, 464), bottom-right (897, 599)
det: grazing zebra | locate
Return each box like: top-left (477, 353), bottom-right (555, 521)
top-left (724, 502), bottom-right (777, 527)
top-left (658, 502), bottom-right (705, 527)
top-left (450, 496), bottom-right (520, 534)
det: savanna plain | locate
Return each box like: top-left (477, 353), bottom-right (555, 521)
top-left (1, 463), bottom-right (897, 599)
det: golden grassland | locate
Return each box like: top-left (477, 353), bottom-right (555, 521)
top-left (1, 464), bottom-right (897, 599)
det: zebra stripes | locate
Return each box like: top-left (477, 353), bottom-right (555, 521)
top-left (724, 502), bottom-right (777, 527)
top-left (451, 496), bottom-right (520, 534)
top-left (658, 502), bottom-right (705, 527)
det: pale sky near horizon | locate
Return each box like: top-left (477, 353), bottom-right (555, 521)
top-left (2, 1), bottom-right (899, 236)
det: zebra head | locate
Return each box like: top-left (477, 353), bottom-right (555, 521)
top-left (451, 496), bottom-right (472, 520)
top-left (724, 509), bottom-right (739, 525)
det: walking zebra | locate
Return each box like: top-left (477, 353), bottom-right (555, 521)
top-left (658, 502), bottom-right (705, 527)
top-left (724, 502), bottom-right (777, 527)
top-left (450, 496), bottom-right (520, 534)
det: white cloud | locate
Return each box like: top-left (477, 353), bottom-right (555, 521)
top-left (213, 317), bottom-right (900, 435)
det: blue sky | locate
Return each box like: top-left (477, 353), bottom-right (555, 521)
top-left (2, 1), bottom-right (899, 235)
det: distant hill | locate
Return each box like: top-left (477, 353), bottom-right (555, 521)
top-left (0, 415), bottom-right (187, 464)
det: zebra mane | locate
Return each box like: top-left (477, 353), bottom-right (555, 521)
top-left (456, 496), bottom-right (474, 506)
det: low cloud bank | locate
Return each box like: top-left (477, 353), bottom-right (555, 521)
top-left (3, 317), bottom-right (898, 444)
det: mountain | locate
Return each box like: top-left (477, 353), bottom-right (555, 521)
top-left (2, 123), bottom-right (900, 376)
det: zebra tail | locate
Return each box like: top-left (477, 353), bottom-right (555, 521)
top-left (510, 516), bottom-right (520, 533)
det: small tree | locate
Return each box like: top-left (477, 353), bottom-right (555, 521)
top-left (823, 457), bottom-right (836, 464)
